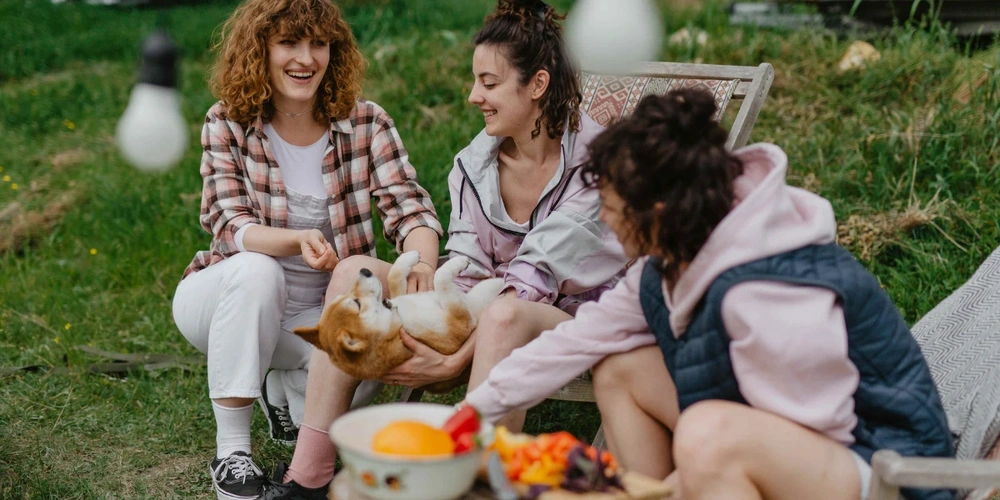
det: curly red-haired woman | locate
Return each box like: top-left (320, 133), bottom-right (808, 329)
top-left (171, 1), bottom-right (442, 498)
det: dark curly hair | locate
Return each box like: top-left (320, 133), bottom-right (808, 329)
top-left (582, 89), bottom-right (744, 282)
top-left (473, 0), bottom-right (581, 140)
top-left (209, 0), bottom-right (366, 126)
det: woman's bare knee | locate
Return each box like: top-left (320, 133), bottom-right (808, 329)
top-left (328, 256), bottom-right (387, 296)
top-left (593, 351), bottom-right (641, 393)
top-left (476, 298), bottom-right (526, 350)
top-left (674, 401), bottom-right (746, 471)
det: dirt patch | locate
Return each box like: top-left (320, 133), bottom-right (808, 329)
top-left (836, 196), bottom-right (947, 261)
top-left (116, 454), bottom-right (207, 498)
top-left (0, 189), bottom-right (83, 253)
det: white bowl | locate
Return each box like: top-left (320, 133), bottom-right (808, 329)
top-left (330, 403), bottom-right (494, 500)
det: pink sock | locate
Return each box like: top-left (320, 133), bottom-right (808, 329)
top-left (285, 424), bottom-right (337, 488)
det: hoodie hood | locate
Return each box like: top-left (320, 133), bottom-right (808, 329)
top-left (666, 143), bottom-right (838, 336)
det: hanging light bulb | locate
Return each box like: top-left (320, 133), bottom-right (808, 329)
top-left (565, 0), bottom-right (663, 75)
top-left (116, 29), bottom-right (188, 173)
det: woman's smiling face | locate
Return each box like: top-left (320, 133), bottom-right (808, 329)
top-left (467, 44), bottom-right (542, 138)
top-left (267, 34), bottom-right (330, 113)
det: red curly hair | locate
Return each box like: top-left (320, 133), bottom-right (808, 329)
top-left (209, 0), bottom-right (366, 125)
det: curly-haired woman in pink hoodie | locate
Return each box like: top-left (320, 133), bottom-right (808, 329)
top-left (462, 89), bottom-right (953, 500)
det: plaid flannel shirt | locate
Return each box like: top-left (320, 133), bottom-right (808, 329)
top-left (182, 99), bottom-right (443, 278)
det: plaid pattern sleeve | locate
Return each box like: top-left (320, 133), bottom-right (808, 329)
top-left (363, 102), bottom-right (443, 250)
top-left (183, 104), bottom-right (270, 277)
top-left (181, 100), bottom-right (442, 280)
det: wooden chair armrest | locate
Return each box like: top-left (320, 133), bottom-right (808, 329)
top-left (868, 449), bottom-right (1000, 500)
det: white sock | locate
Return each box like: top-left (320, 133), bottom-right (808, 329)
top-left (212, 401), bottom-right (253, 459)
top-left (265, 370), bottom-right (289, 408)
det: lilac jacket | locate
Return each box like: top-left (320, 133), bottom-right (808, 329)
top-left (466, 144), bottom-right (860, 445)
top-left (445, 113), bottom-right (629, 313)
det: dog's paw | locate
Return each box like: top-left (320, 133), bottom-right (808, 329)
top-left (450, 256), bottom-right (470, 271)
top-left (396, 250), bottom-right (421, 268)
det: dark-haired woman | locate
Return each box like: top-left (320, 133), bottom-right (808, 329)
top-left (375, 0), bottom-right (629, 432)
top-left (461, 88), bottom-right (954, 500)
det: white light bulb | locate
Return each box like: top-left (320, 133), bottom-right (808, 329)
top-left (117, 83), bottom-right (188, 172)
top-left (116, 29), bottom-right (187, 173)
top-left (565, 0), bottom-right (663, 75)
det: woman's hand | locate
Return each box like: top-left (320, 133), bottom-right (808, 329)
top-left (298, 229), bottom-right (339, 272)
top-left (380, 329), bottom-right (467, 387)
top-left (407, 260), bottom-right (435, 293)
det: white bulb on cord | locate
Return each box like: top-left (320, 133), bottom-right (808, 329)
top-left (116, 29), bottom-right (188, 173)
top-left (565, 0), bottom-right (663, 75)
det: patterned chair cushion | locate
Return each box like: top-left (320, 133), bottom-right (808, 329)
top-left (578, 72), bottom-right (739, 126)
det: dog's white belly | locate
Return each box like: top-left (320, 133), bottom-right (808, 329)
top-left (392, 294), bottom-right (467, 338)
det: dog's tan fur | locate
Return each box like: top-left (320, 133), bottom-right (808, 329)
top-left (294, 252), bottom-right (503, 393)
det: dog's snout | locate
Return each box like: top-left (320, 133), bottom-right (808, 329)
top-left (359, 268), bottom-right (373, 278)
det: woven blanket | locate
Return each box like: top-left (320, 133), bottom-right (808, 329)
top-left (911, 245), bottom-right (1000, 462)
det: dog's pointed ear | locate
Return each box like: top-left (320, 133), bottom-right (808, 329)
top-left (293, 326), bottom-right (321, 347)
top-left (338, 332), bottom-right (368, 353)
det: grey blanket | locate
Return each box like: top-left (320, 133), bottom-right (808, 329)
top-left (912, 245), bottom-right (1000, 462)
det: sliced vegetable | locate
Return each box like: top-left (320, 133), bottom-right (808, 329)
top-left (442, 405), bottom-right (481, 441)
top-left (453, 431), bottom-right (477, 454)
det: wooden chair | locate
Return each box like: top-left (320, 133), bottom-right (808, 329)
top-left (400, 60), bottom-right (777, 447)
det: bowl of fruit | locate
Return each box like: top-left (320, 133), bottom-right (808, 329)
top-left (329, 402), bottom-right (491, 500)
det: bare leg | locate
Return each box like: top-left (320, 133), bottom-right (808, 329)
top-left (286, 256), bottom-right (394, 488)
top-left (673, 400), bottom-right (861, 500)
top-left (592, 346), bottom-right (679, 479)
top-left (466, 297), bottom-right (572, 432)
top-left (300, 255), bottom-right (394, 430)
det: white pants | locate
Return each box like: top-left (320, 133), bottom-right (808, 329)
top-left (173, 252), bottom-right (383, 425)
top-left (173, 252), bottom-right (316, 412)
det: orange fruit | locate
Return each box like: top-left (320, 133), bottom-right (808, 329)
top-left (371, 420), bottom-right (455, 457)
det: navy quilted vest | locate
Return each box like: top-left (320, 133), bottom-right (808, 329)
top-left (639, 244), bottom-right (954, 500)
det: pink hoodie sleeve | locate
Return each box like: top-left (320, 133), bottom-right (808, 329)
top-left (721, 281), bottom-right (859, 444)
top-left (464, 260), bottom-right (658, 423)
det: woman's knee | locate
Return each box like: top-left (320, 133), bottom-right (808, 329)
top-left (476, 298), bottom-right (526, 349)
top-left (593, 351), bottom-right (638, 394)
top-left (673, 400), bottom-right (747, 469)
top-left (329, 255), bottom-right (383, 293)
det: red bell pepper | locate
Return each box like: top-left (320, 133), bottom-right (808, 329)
top-left (442, 405), bottom-right (481, 441)
top-left (454, 431), bottom-right (477, 454)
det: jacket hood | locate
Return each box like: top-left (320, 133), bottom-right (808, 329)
top-left (454, 113), bottom-right (603, 234)
top-left (666, 143), bottom-right (838, 336)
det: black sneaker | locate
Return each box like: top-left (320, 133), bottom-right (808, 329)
top-left (259, 370), bottom-right (298, 446)
top-left (209, 451), bottom-right (266, 500)
top-left (262, 462), bottom-right (330, 500)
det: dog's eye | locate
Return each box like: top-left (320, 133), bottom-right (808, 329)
top-left (353, 299), bottom-right (361, 308)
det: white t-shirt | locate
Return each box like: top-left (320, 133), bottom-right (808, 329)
top-left (234, 123), bottom-right (330, 251)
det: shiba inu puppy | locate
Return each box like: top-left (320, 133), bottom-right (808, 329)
top-left (293, 251), bottom-right (504, 392)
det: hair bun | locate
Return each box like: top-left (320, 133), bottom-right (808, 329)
top-left (497, 0), bottom-right (554, 21)
top-left (637, 89), bottom-right (723, 147)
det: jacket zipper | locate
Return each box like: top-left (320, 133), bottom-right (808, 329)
top-left (458, 158), bottom-right (528, 237)
top-left (457, 143), bottom-right (569, 235)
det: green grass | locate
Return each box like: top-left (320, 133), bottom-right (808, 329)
top-left (1, 0), bottom-right (999, 497)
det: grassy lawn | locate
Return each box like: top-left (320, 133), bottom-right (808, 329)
top-left (1, 0), bottom-right (998, 497)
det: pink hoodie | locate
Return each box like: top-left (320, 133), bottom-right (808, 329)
top-left (465, 143), bottom-right (861, 445)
